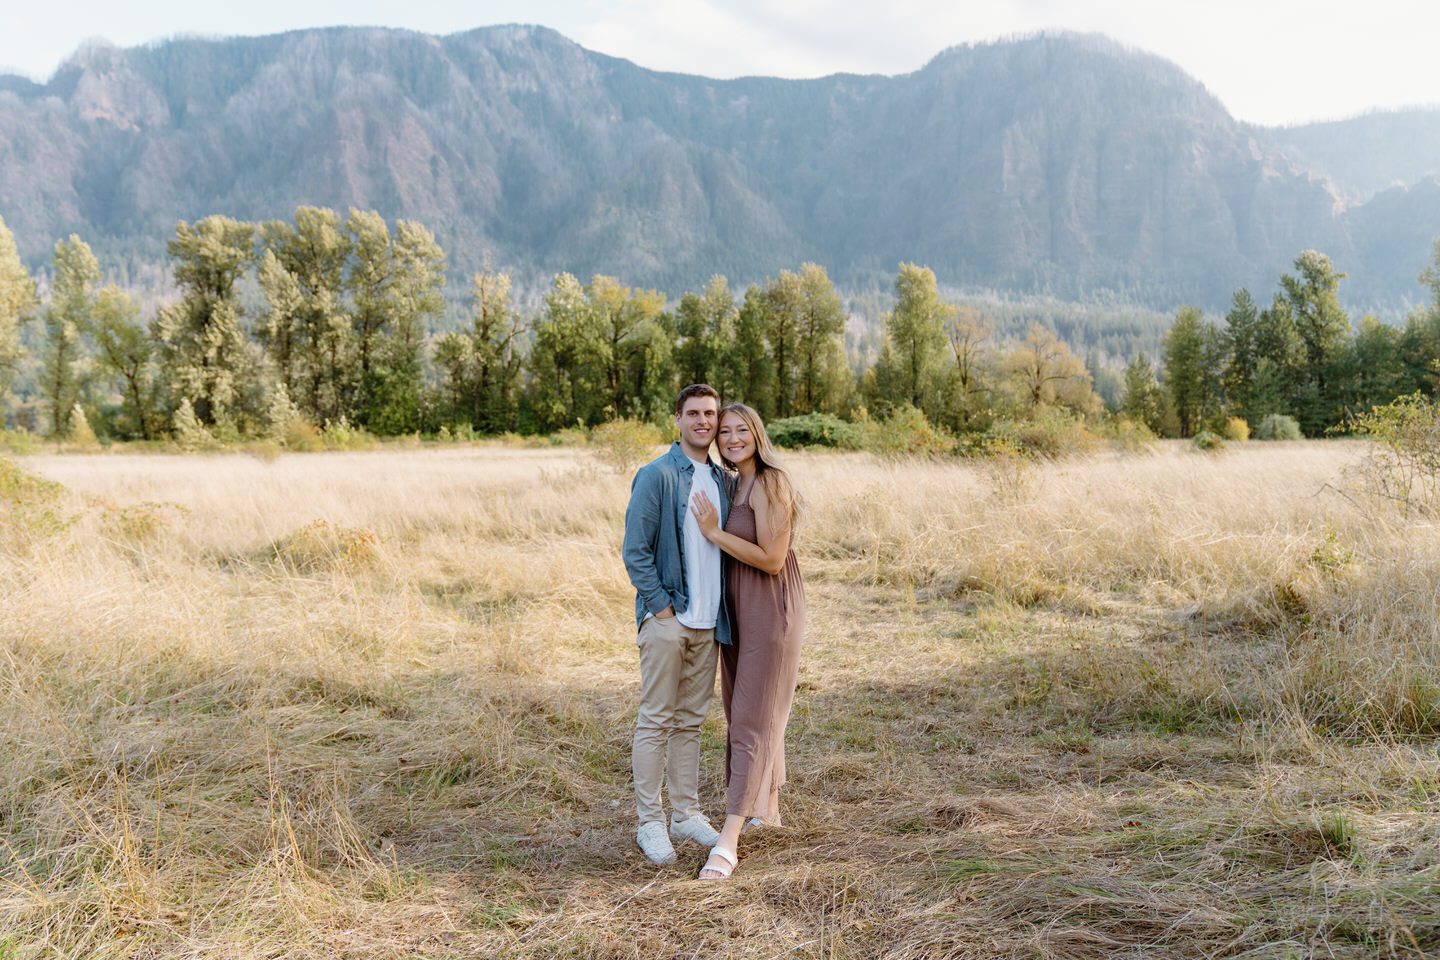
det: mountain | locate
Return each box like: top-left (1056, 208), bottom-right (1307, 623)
top-left (1265, 108), bottom-right (1440, 202)
top-left (0, 26), bottom-right (1435, 314)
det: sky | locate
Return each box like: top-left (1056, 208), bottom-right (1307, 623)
top-left (1, 0), bottom-right (1436, 127)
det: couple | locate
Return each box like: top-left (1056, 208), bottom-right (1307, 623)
top-left (622, 383), bottom-right (806, 881)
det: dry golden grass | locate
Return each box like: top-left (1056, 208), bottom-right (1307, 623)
top-left (3, 439), bottom-right (1439, 958)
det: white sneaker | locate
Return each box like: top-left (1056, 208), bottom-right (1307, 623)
top-left (636, 820), bottom-right (677, 865)
top-left (670, 813), bottom-right (720, 847)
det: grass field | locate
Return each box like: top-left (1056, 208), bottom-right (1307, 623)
top-left (3, 440), bottom-right (1439, 958)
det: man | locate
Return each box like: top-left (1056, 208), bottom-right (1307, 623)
top-left (622, 383), bottom-right (732, 864)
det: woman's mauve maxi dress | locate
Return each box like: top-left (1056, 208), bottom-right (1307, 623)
top-left (720, 485), bottom-right (805, 823)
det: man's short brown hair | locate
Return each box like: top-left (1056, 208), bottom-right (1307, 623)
top-left (675, 383), bottom-right (720, 415)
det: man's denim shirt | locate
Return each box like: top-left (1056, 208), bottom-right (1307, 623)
top-left (622, 442), bottom-right (733, 645)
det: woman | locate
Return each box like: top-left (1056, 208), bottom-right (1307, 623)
top-left (689, 403), bottom-right (805, 880)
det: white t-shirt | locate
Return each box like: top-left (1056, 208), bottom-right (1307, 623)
top-left (678, 457), bottom-right (722, 630)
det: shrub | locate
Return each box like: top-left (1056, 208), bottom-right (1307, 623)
top-left (870, 406), bottom-right (954, 460)
top-left (0, 427), bottom-right (41, 455)
top-left (1095, 417), bottom-right (1156, 454)
top-left (591, 418), bottom-right (663, 474)
top-left (1255, 413), bottom-right (1302, 441)
top-left (0, 456), bottom-right (72, 545)
top-left (1013, 410), bottom-right (1099, 459)
top-left (1223, 417), bottom-right (1250, 442)
top-left (269, 518), bottom-right (384, 572)
top-left (1190, 429), bottom-right (1225, 453)
top-left (767, 412), bottom-right (868, 450)
top-left (545, 426), bottom-right (591, 447)
top-left (322, 416), bottom-right (376, 451)
top-left (172, 399), bottom-right (220, 451)
top-left (264, 384), bottom-right (302, 441)
top-left (67, 404), bottom-right (99, 449)
top-left (282, 419), bottom-right (325, 452)
top-left (1348, 393), bottom-right (1440, 515)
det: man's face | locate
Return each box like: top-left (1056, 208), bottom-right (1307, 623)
top-left (675, 396), bottom-right (719, 456)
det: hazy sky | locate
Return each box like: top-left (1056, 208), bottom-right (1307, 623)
top-left (1, 0), bottom-right (1435, 127)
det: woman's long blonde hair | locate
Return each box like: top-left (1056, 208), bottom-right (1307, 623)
top-left (717, 403), bottom-right (803, 533)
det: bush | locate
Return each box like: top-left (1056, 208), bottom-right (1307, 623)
top-left (870, 406), bottom-right (955, 460)
top-left (1223, 417), bottom-right (1250, 442)
top-left (1348, 393), bottom-right (1440, 515)
top-left (591, 418), bottom-right (663, 474)
top-left (1095, 417), bottom-right (1156, 454)
top-left (322, 416), bottom-right (376, 451)
top-left (1190, 429), bottom-right (1225, 453)
top-left (0, 456), bottom-right (72, 546)
top-left (67, 404), bottom-right (99, 449)
top-left (976, 412), bottom-right (1097, 460)
top-left (172, 399), bottom-right (221, 451)
top-left (768, 412), bottom-right (868, 450)
top-left (1255, 414), bottom-right (1302, 441)
top-left (0, 427), bottom-right (41, 455)
top-left (1013, 411), bottom-right (1099, 459)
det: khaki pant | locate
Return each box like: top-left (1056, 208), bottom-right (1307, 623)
top-left (632, 615), bottom-right (717, 824)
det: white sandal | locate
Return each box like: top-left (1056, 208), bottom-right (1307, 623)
top-left (697, 845), bottom-right (737, 880)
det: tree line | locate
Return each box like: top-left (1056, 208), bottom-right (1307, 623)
top-left (1129, 246), bottom-right (1440, 439)
top-left (2, 207), bottom-right (1439, 447)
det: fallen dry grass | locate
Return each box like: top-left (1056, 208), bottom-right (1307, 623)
top-left (2, 440), bottom-right (1439, 958)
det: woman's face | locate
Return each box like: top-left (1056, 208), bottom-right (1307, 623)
top-left (718, 411), bottom-right (756, 466)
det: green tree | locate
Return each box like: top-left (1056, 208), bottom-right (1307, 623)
top-left (0, 215), bottom-right (36, 407)
top-left (528, 272), bottom-right (607, 431)
top-left (1222, 289), bottom-right (1265, 425)
top-left (886, 263), bottom-right (952, 412)
top-left (675, 275), bottom-right (741, 401)
top-left (1345, 315), bottom-right (1404, 415)
top-left (259, 207), bottom-right (353, 425)
top-left (435, 265), bottom-right (526, 434)
top-left (1279, 250), bottom-right (1350, 434)
top-left (1120, 353), bottom-right (1165, 433)
top-left (1399, 239), bottom-right (1440, 396)
top-left (349, 213), bottom-right (446, 433)
top-left (762, 270), bottom-right (802, 417)
top-left (1161, 305), bottom-right (1223, 437)
top-left (793, 263), bottom-right (847, 414)
top-left (588, 275), bottom-right (668, 419)
top-left (733, 285), bottom-right (777, 417)
top-left (42, 236), bottom-right (101, 436)
top-left (862, 341), bottom-right (909, 419)
top-left (92, 285), bottom-right (160, 440)
top-left (153, 216), bottom-right (257, 427)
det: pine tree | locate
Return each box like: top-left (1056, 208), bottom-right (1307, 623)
top-left (1161, 306), bottom-right (1224, 437)
top-left (1280, 250), bottom-right (1350, 434)
top-left (1120, 353), bottom-right (1165, 433)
